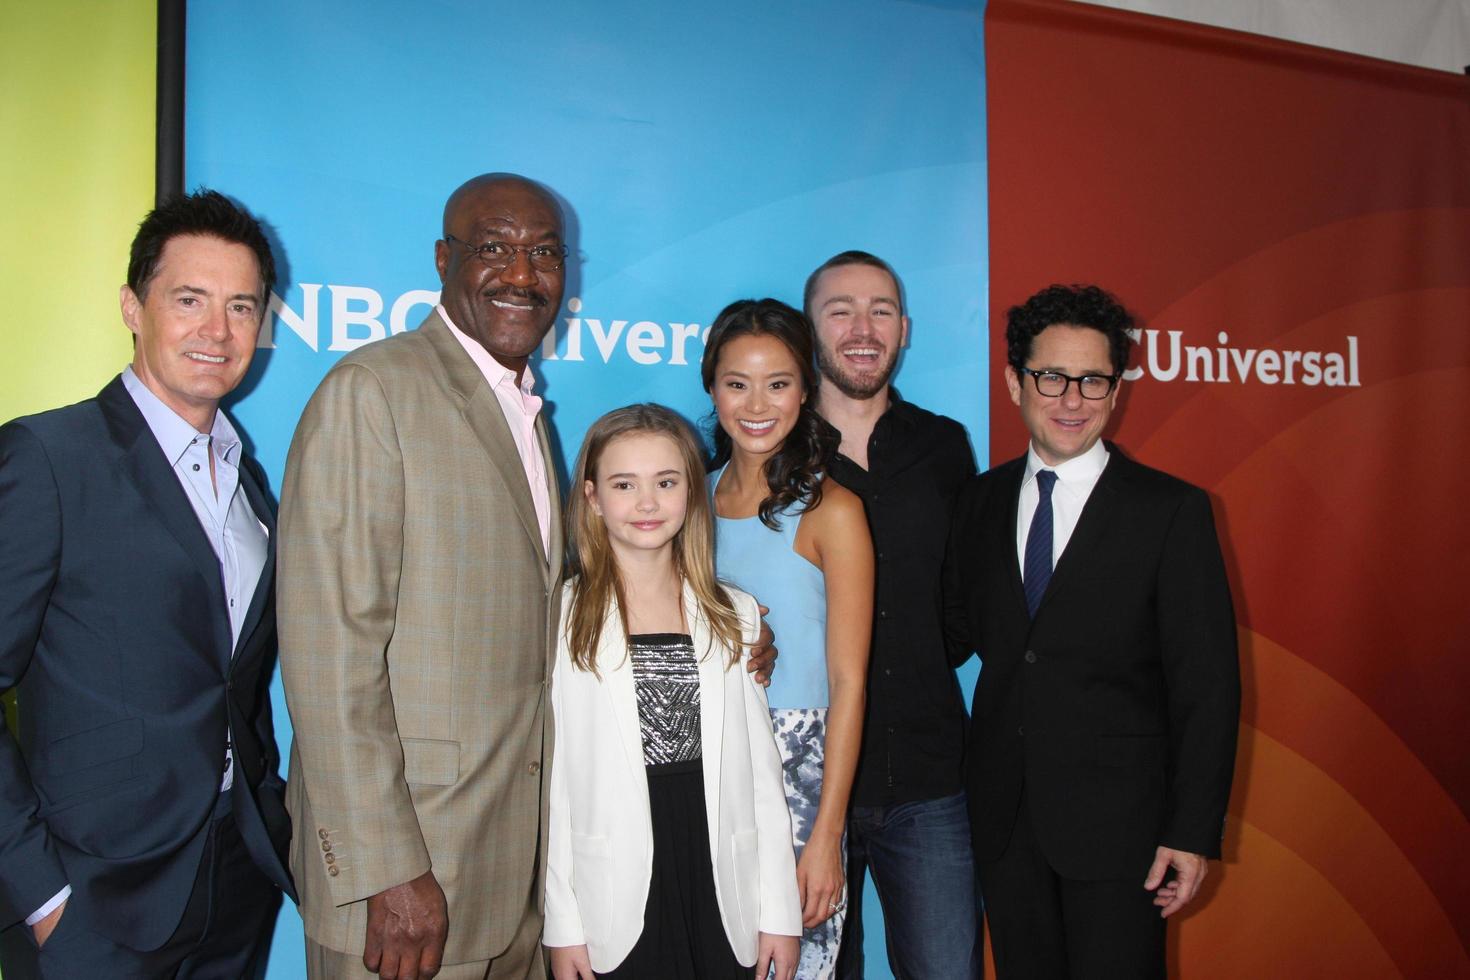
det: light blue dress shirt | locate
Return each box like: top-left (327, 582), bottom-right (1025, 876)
top-left (122, 367), bottom-right (269, 789)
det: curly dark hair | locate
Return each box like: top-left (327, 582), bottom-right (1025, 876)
top-left (1006, 284), bottom-right (1134, 376)
top-left (701, 298), bottom-right (840, 531)
top-left (127, 189), bottom-right (276, 304)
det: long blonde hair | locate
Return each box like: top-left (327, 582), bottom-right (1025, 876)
top-left (566, 404), bottom-right (745, 673)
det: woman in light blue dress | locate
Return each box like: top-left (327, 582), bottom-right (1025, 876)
top-left (701, 298), bottom-right (873, 979)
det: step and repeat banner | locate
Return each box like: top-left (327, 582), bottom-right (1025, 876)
top-left (183, 2), bottom-right (988, 977)
top-left (986, 1), bottom-right (1470, 978)
top-left (9, 1), bottom-right (1460, 977)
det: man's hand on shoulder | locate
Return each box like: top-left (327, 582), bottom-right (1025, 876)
top-left (1144, 845), bottom-right (1208, 917)
top-left (747, 604), bottom-right (778, 686)
top-left (363, 870), bottom-right (448, 979)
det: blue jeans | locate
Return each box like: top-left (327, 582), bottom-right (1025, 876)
top-left (836, 791), bottom-right (982, 980)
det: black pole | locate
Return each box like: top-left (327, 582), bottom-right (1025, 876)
top-left (155, 0), bottom-right (186, 203)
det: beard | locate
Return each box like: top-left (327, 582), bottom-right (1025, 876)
top-left (816, 342), bottom-right (897, 400)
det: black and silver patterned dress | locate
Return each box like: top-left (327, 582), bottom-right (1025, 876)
top-left (596, 633), bottom-right (747, 980)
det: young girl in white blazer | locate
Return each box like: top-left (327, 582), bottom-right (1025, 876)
top-left (544, 404), bottom-right (801, 980)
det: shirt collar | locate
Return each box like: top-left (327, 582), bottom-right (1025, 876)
top-left (1024, 438), bottom-right (1108, 490)
top-left (438, 304), bottom-right (539, 397)
top-left (122, 366), bottom-right (242, 467)
top-left (878, 387), bottom-right (914, 429)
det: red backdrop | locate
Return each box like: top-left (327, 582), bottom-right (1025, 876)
top-left (985, 1), bottom-right (1470, 976)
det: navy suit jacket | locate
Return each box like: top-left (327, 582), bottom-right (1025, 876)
top-left (945, 444), bottom-right (1240, 881)
top-left (0, 376), bottom-right (294, 950)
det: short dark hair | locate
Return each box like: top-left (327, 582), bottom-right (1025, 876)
top-left (126, 189), bottom-right (276, 304)
top-left (701, 298), bottom-right (839, 531)
top-left (802, 250), bottom-right (904, 320)
top-left (1006, 284), bottom-right (1134, 376)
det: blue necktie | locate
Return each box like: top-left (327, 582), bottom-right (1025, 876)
top-left (1023, 470), bottom-right (1057, 618)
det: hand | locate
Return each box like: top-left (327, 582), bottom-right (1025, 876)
top-left (755, 931), bottom-right (799, 980)
top-left (746, 605), bottom-right (778, 687)
top-left (796, 832), bottom-right (845, 928)
top-left (32, 899), bottom-right (66, 948)
top-left (1144, 846), bottom-right (1208, 917)
top-left (548, 943), bottom-right (595, 979)
top-left (363, 870), bottom-right (448, 979)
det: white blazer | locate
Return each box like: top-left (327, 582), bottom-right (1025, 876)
top-left (543, 579), bottom-right (801, 972)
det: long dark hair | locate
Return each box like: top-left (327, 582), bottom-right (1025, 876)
top-left (701, 298), bottom-right (839, 531)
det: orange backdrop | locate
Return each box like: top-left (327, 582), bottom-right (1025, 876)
top-left (984, 2), bottom-right (1470, 976)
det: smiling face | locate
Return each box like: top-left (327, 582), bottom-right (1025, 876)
top-left (585, 431), bottom-right (691, 563)
top-left (1005, 323), bottom-right (1119, 466)
top-left (120, 233), bottom-right (264, 432)
top-left (435, 176), bottom-right (565, 375)
top-left (810, 262), bottom-right (909, 400)
top-left (711, 332), bottom-right (806, 464)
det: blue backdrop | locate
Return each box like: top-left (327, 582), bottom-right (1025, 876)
top-left (186, 2), bottom-right (987, 976)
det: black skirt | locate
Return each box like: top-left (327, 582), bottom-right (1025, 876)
top-left (597, 761), bottom-right (748, 979)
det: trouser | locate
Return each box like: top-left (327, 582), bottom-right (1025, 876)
top-left (835, 791), bottom-right (982, 980)
top-left (0, 796), bottom-right (281, 980)
top-left (977, 796), bottom-right (1164, 980)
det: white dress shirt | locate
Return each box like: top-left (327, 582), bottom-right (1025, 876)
top-left (1016, 439), bottom-right (1110, 579)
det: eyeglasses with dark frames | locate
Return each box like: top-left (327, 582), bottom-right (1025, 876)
top-left (444, 234), bottom-right (568, 272)
top-left (1015, 367), bottom-right (1120, 400)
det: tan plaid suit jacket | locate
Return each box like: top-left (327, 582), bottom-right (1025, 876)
top-left (278, 311), bottom-right (563, 965)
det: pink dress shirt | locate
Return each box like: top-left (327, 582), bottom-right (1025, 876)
top-left (439, 305), bottom-right (552, 559)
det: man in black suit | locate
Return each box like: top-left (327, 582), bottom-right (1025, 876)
top-left (946, 284), bottom-right (1239, 979)
top-left (0, 190), bottom-right (295, 978)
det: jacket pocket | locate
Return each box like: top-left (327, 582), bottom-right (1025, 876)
top-left (38, 718), bottom-right (145, 805)
top-left (400, 738), bottom-right (460, 786)
top-left (47, 718), bottom-right (144, 772)
top-left (1096, 734), bottom-right (1168, 768)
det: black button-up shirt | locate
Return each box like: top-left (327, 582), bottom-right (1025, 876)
top-left (826, 395), bottom-right (977, 806)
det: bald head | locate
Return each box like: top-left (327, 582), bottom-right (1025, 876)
top-left (442, 173), bottom-right (562, 238)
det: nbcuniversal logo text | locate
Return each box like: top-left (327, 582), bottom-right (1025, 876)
top-left (259, 283), bottom-right (1360, 387)
top-left (259, 288), bottom-right (711, 367)
top-left (1123, 329), bottom-right (1360, 387)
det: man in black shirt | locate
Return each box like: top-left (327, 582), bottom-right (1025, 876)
top-left (807, 251), bottom-right (981, 979)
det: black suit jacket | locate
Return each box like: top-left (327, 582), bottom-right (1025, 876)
top-left (945, 444), bottom-right (1239, 881)
top-left (0, 377), bottom-right (294, 950)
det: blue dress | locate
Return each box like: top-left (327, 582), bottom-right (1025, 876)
top-left (711, 464), bottom-right (844, 979)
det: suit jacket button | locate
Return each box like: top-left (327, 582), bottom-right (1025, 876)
top-left (321, 840), bottom-right (332, 852)
top-left (327, 866), bottom-right (340, 877)
top-left (324, 853), bottom-right (335, 864)
top-left (318, 829), bottom-right (329, 840)
top-left (1024, 650), bottom-right (1037, 663)
top-left (527, 761), bottom-right (541, 775)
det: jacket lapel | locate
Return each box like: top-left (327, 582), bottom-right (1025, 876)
top-left (690, 585), bottom-right (725, 841)
top-left (597, 603), bottom-right (649, 800)
top-left (233, 456), bottom-right (276, 663)
top-left (421, 313), bottom-right (547, 565)
top-left (1001, 458), bottom-right (1029, 616)
top-left (537, 414), bottom-right (562, 585)
top-left (100, 377), bottom-right (231, 662)
top-left (1035, 446), bottom-right (1126, 618)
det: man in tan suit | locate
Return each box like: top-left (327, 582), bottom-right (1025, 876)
top-left (279, 173), bottom-right (567, 980)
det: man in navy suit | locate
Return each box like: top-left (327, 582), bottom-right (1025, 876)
top-left (0, 190), bottom-right (295, 978)
top-left (946, 284), bottom-right (1240, 979)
